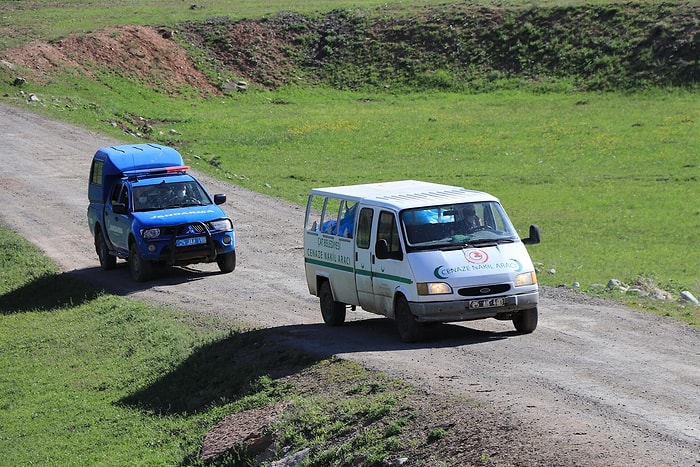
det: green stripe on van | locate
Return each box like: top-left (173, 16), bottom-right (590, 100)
top-left (305, 259), bottom-right (413, 284)
top-left (373, 271), bottom-right (413, 284)
top-left (305, 258), bottom-right (354, 274)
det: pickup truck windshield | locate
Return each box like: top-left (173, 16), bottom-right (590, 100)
top-left (401, 201), bottom-right (518, 248)
top-left (132, 181), bottom-right (211, 211)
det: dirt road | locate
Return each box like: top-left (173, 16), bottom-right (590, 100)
top-left (1, 103), bottom-right (698, 466)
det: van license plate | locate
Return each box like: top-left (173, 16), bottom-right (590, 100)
top-left (176, 236), bottom-right (206, 247)
top-left (468, 298), bottom-right (505, 309)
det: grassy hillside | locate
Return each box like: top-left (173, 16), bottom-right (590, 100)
top-left (179, 2), bottom-right (699, 91)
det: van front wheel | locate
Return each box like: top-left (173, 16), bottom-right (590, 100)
top-left (319, 281), bottom-right (346, 326)
top-left (396, 295), bottom-right (424, 343)
top-left (513, 307), bottom-right (538, 333)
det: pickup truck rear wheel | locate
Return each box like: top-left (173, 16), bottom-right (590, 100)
top-left (319, 280), bottom-right (346, 326)
top-left (129, 243), bottom-right (152, 282)
top-left (217, 250), bottom-right (236, 273)
top-left (396, 295), bottom-right (424, 343)
top-left (513, 307), bottom-right (538, 333)
top-left (96, 231), bottom-right (116, 270)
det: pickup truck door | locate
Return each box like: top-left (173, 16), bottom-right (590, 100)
top-left (103, 182), bottom-right (130, 252)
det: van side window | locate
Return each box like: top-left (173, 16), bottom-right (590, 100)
top-left (337, 201), bottom-right (356, 238)
top-left (356, 207), bottom-right (373, 249)
top-left (377, 210), bottom-right (403, 260)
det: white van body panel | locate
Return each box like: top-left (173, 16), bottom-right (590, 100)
top-left (303, 180), bottom-right (540, 337)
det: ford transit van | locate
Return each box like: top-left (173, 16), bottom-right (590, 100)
top-left (303, 180), bottom-right (541, 342)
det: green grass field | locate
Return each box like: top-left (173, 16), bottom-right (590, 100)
top-left (1, 1), bottom-right (699, 464)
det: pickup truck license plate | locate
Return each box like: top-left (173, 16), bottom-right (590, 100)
top-left (176, 236), bottom-right (206, 247)
top-left (468, 298), bottom-right (505, 309)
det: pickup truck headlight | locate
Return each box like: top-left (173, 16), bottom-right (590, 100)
top-left (417, 282), bottom-right (453, 295)
top-left (209, 218), bottom-right (233, 231)
top-left (514, 271), bottom-right (537, 287)
top-left (142, 228), bottom-right (161, 240)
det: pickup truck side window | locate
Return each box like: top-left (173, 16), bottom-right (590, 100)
top-left (377, 210), bottom-right (403, 260)
top-left (356, 207), bottom-right (373, 249)
top-left (90, 160), bottom-right (103, 186)
top-left (109, 182), bottom-right (122, 206)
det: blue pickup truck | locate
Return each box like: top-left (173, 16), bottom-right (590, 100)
top-left (87, 143), bottom-right (236, 281)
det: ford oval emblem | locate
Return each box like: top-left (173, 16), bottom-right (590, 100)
top-left (480, 287), bottom-right (491, 294)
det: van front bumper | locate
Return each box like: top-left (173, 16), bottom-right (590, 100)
top-left (409, 291), bottom-right (538, 323)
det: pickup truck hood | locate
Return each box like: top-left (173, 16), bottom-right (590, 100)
top-left (132, 205), bottom-right (227, 227)
top-left (407, 242), bottom-right (534, 284)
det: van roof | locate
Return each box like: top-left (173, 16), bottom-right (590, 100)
top-left (310, 180), bottom-right (498, 210)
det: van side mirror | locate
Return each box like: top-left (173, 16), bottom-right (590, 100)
top-left (214, 194), bottom-right (227, 205)
top-left (522, 224), bottom-right (541, 245)
top-left (375, 239), bottom-right (390, 259)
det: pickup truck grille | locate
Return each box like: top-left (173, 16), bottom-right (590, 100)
top-left (458, 284), bottom-right (511, 297)
top-left (178, 223), bottom-right (207, 235)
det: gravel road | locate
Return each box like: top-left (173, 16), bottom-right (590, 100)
top-left (1, 103), bottom-right (698, 466)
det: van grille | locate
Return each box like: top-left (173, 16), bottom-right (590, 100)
top-left (458, 284), bottom-right (510, 297)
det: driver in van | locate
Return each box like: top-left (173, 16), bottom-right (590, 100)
top-left (457, 204), bottom-right (482, 232)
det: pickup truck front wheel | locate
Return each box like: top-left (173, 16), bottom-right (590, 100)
top-left (129, 243), bottom-right (152, 282)
top-left (96, 231), bottom-right (116, 270)
top-left (217, 250), bottom-right (236, 273)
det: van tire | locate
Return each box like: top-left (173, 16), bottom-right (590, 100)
top-left (396, 295), bottom-right (424, 343)
top-left (129, 242), bottom-right (152, 282)
top-left (513, 307), bottom-right (538, 333)
top-left (319, 280), bottom-right (346, 326)
top-left (96, 231), bottom-right (116, 270)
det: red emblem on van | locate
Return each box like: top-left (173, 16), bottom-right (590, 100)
top-left (464, 249), bottom-right (489, 264)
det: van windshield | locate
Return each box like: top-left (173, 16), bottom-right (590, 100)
top-left (400, 201), bottom-right (518, 248)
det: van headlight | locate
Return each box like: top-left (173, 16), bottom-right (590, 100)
top-left (142, 228), bottom-right (161, 239)
top-left (417, 282), bottom-right (452, 295)
top-left (209, 218), bottom-right (232, 231)
top-left (514, 271), bottom-right (537, 287)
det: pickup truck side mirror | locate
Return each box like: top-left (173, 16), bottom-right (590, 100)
top-left (522, 224), bottom-right (541, 245)
top-left (214, 194), bottom-right (227, 205)
top-left (375, 239), bottom-right (390, 259)
top-left (112, 203), bottom-right (127, 215)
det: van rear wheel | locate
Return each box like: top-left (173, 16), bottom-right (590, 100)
top-left (319, 280), bottom-right (346, 326)
top-left (513, 307), bottom-right (538, 333)
top-left (396, 295), bottom-right (424, 343)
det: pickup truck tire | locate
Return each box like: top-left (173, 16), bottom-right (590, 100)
top-left (217, 250), bottom-right (236, 273)
top-left (396, 295), bottom-right (425, 343)
top-left (129, 242), bottom-right (152, 282)
top-left (513, 307), bottom-right (538, 333)
top-left (319, 280), bottom-right (346, 326)
top-left (96, 231), bottom-right (116, 270)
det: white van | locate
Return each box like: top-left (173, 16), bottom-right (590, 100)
top-left (303, 180), bottom-right (541, 342)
